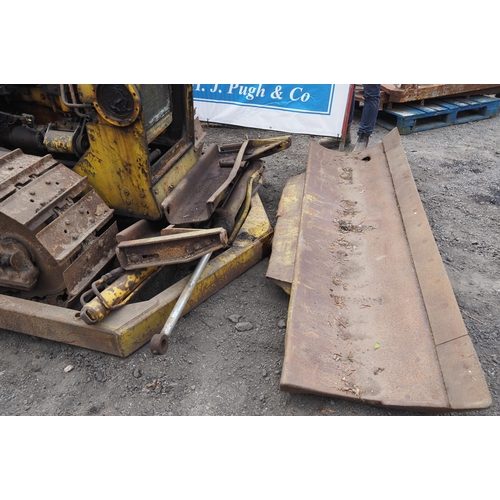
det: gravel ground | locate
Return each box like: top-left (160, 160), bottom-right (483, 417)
top-left (1, 105), bottom-right (499, 418)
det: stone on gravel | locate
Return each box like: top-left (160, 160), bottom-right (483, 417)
top-left (235, 322), bottom-right (253, 331)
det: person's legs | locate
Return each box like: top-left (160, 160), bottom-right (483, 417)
top-left (353, 84), bottom-right (381, 151)
top-left (357, 84), bottom-right (381, 137)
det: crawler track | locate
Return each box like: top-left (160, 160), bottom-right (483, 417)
top-left (0, 149), bottom-right (117, 304)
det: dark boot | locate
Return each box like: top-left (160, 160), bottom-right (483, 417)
top-left (353, 132), bottom-right (369, 152)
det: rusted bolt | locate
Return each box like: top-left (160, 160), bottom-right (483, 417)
top-left (124, 190), bottom-right (130, 196)
top-left (9, 250), bottom-right (25, 271)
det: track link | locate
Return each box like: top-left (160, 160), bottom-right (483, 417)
top-left (0, 149), bottom-right (118, 304)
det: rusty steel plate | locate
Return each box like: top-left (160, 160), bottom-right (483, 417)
top-left (266, 173), bottom-right (304, 294)
top-left (36, 188), bottom-right (114, 262)
top-left (0, 150), bottom-right (58, 201)
top-left (63, 222), bottom-right (119, 298)
top-left (162, 137), bottom-right (290, 225)
top-left (161, 144), bottom-right (234, 224)
top-left (279, 128), bottom-right (491, 411)
top-left (116, 227), bottom-right (228, 269)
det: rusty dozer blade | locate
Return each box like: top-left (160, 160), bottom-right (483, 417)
top-left (161, 136), bottom-right (291, 225)
top-left (272, 128), bottom-right (491, 412)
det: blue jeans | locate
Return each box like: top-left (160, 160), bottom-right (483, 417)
top-left (348, 84), bottom-right (381, 137)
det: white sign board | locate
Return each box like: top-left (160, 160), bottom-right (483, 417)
top-left (193, 84), bottom-right (353, 138)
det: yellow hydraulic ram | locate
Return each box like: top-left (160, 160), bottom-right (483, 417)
top-left (80, 266), bottom-right (158, 324)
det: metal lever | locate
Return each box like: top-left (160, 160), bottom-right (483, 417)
top-left (149, 251), bottom-right (212, 355)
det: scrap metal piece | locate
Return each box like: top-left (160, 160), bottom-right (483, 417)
top-left (0, 149), bottom-right (116, 300)
top-left (0, 162), bottom-right (88, 230)
top-left (0, 238), bottom-right (39, 290)
top-left (266, 173), bottom-right (304, 294)
top-left (80, 266), bottom-right (158, 325)
top-left (162, 136), bottom-right (290, 225)
top-left (0, 150), bottom-right (57, 201)
top-left (36, 188), bottom-right (114, 263)
top-left (277, 129), bottom-right (491, 411)
top-left (0, 193), bottom-right (272, 356)
top-left (150, 251), bottom-right (213, 355)
top-left (115, 226), bottom-right (227, 269)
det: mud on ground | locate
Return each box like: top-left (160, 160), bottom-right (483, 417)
top-left (1, 110), bottom-right (499, 417)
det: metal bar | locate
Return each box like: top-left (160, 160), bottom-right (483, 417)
top-left (149, 252), bottom-right (212, 355)
top-left (115, 227), bottom-right (227, 269)
top-left (162, 252), bottom-right (212, 336)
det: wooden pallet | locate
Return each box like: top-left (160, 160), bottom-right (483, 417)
top-left (376, 95), bottom-right (500, 134)
top-left (355, 84), bottom-right (500, 110)
top-left (381, 84), bottom-right (500, 103)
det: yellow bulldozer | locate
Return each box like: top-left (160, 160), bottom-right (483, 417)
top-left (0, 84), bottom-right (290, 356)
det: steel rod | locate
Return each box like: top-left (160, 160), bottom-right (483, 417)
top-left (160, 251), bottom-right (212, 337)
